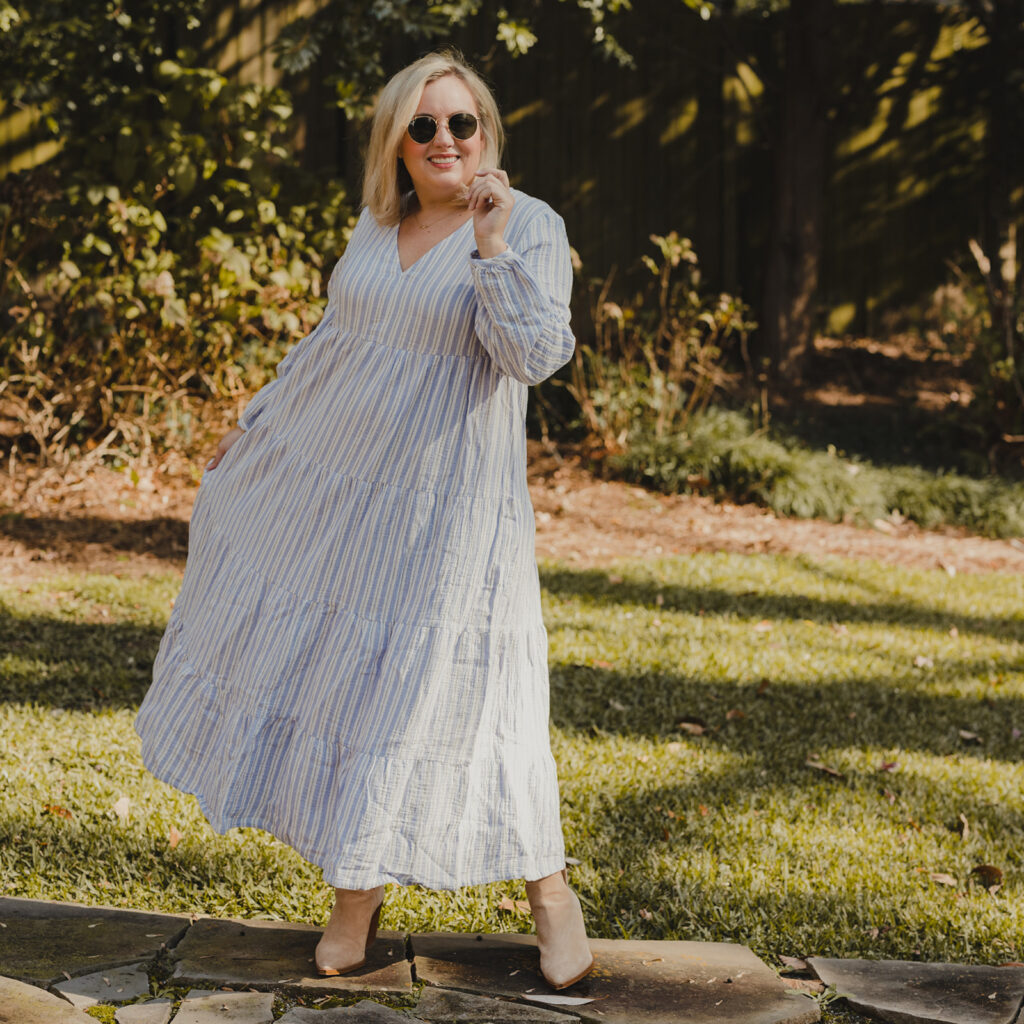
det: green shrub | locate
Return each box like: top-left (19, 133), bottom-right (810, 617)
top-left (614, 407), bottom-right (1024, 538)
top-left (0, 55), bottom-right (354, 468)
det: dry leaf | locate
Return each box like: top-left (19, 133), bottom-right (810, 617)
top-left (639, 908), bottom-right (653, 920)
top-left (958, 729), bottom-right (982, 744)
top-left (698, 804), bottom-right (709, 817)
top-left (877, 761), bottom-right (899, 773)
top-left (42, 804), bottom-right (72, 819)
top-left (756, 679), bottom-right (770, 696)
top-left (779, 956), bottom-right (809, 971)
top-left (928, 872), bottom-right (957, 887)
top-left (806, 757), bottom-right (844, 779)
top-left (665, 742), bottom-right (684, 753)
top-left (168, 826), bottom-right (182, 850)
top-left (678, 720), bottom-right (706, 736)
top-left (524, 994), bottom-right (595, 1006)
top-left (609, 699), bottom-right (627, 711)
top-left (112, 796), bottom-right (131, 822)
top-left (914, 655), bottom-right (934, 669)
top-left (781, 977), bottom-right (825, 995)
top-left (725, 708), bottom-right (746, 721)
top-left (594, 660), bottom-right (614, 669)
top-left (752, 620), bottom-right (773, 632)
top-left (970, 864), bottom-right (1004, 891)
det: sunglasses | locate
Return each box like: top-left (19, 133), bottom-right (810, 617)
top-left (407, 112), bottom-right (479, 144)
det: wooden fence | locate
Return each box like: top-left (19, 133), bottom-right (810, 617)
top-left (1, 2), bottom-right (991, 336)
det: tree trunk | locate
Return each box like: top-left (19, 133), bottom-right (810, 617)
top-left (760, 0), bottom-right (831, 385)
top-left (981, 0), bottom-right (1024, 373)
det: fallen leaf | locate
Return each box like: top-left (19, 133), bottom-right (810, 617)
top-left (970, 864), bottom-right (1004, 891)
top-left (42, 804), bottom-right (72, 819)
top-left (781, 977), bottom-right (825, 995)
top-left (756, 679), bottom-right (770, 696)
top-left (949, 626), bottom-right (959, 638)
top-left (698, 804), bottom-right (709, 816)
top-left (609, 699), bottom-right (627, 711)
top-left (806, 757), bottom-right (844, 779)
top-left (678, 719), bottom-right (706, 736)
top-left (928, 872), bottom-right (957, 887)
top-left (168, 826), bottom-right (182, 850)
top-left (594, 660), bottom-right (614, 670)
top-left (752, 619), bottom-right (773, 632)
top-left (877, 761), bottom-right (899, 773)
top-left (958, 729), bottom-right (982, 744)
top-left (914, 655), bottom-right (934, 669)
top-left (883, 789), bottom-right (896, 803)
top-left (779, 956), bottom-right (809, 971)
top-left (112, 796), bottom-right (131, 822)
top-left (665, 742), bottom-right (684, 753)
top-left (957, 813), bottom-right (970, 841)
top-left (725, 708), bottom-right (746, 721)
top-left (523, 994), bottom-right (596, 1006)
top-left (638, 908), bottom-right (653, 920)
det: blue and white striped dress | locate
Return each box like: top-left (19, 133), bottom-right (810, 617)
top-left (134, 191), bottom-right (575, 890)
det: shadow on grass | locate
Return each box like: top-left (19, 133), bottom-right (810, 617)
top-left (0, 512), bottom-right (190, 562)
top-left (539, 563), bottom-right (1024, 642)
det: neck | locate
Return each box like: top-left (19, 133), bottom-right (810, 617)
top-left (413, 188), bottom-right (469, 219)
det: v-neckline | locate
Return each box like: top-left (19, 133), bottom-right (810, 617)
top-left (394, 215), bottom-right (474, 276)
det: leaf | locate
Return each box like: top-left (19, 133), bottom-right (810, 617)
top-left (678, 718), bottom-right (706, 736)
top-left (806, 757), bottom-right (844, 779)
top-left (958, 729), bottom-right (982, 744)
top-left (779, 956), bottom-right (809, 971)
top-left (497, 896), bottom-right (530, 915)
top-left (970, 864), bottom-right (1004, 891)
top-left (877, 760), bottom-right (899, 773)
top-left (928, 872), bottom-right (957, 887)
top-left (752, 619), bottom-right (773, 632)
top-left (168, 826), bottom-right (182, 850)
top-left (756, 679), bottom-right (770, 696)
top-left (725, 708), bottom-right (746, 721)
top-left (112, 796), bottom-right (131, 823)
top-left (42, 804), bottom-right (72, 819)
top-left (638, 908), bottom-right (653, 920)
top-left (523, 994), bottom-right (595, 1006)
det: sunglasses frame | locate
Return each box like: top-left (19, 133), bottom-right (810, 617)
top-left (406, 112), bottom-right (479, 145)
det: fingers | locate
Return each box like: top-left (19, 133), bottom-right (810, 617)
top-left (468, 169), bottom-right (512, 211)
top-left (204, 426), bottom-right (244, 472)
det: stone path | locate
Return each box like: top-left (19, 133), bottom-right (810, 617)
top-left (1, 897), bottom-right (1023, 1024)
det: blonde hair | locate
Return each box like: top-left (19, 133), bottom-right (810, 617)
top-left (362, 51), bottom-right (505, 226)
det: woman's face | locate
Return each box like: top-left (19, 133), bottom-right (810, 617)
top-left (399, 74), bottom-right (483, 206)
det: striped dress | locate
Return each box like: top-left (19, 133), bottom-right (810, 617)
top-left (134, 191), bottom-right (575, 890)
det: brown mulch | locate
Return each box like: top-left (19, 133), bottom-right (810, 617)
top-left (2, 441), bottom-right (1023, 583)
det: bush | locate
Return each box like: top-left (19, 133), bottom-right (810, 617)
top-left (0, 59), bottom-right (354, 468)
top-left (614, 407), bottom-right (1024, 538)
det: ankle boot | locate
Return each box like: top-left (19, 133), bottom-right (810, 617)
top-left (526, 869), bottom-right (594, 990)
top-left (314, 885), bottom-right (385, 976)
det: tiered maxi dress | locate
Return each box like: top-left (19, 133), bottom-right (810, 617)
top-left (134, 191), bottom-right (576, 890)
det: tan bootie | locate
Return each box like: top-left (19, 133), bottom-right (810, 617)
top-left (314, 885), bottom-right (385, 976)
top-left (526, 869), bottom-right (594, 990)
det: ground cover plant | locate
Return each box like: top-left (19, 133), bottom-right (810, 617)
top-left (2, 551), bottom-right (1023, 970)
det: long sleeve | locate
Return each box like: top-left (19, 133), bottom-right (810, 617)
top-left (469, 208), bottom-right (575, 386)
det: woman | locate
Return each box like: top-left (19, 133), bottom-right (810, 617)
top-left (134, 50), bottom-right (593, 990)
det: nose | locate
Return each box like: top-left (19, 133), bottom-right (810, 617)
top-left (433, 120), bottom-right (455, 145)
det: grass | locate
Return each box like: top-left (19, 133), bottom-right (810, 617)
top-left (612, 407), bottom-right (1024, 538)
top-left (2, 553), bottom-right (1023, 982)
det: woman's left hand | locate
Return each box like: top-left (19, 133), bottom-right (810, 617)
top-left (468, 169), bottom-right (513, 259)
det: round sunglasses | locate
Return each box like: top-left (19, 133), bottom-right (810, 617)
top-left (407, 112), bottom-right (479, 144)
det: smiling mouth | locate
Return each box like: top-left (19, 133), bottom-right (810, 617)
top-left (428, 155), bottom-right (459, 167)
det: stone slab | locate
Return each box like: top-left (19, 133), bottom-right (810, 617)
top-left (415, 985), bottom-right (579, 1021)
top-left (809, 958), bottom-right (1024, 1024)
top-left (0, 897), bottom-right (189, 984)
top-left (172, 989), bottom-right (275, 1024)
top-left (115, 1000), bottom-right (174, 1024)
top-left (278, 1000), bottom-right (427, 1022)
top-left (53, 962), bottom-right (151, 1007)
top-left (170, 916), bottom-right (412, 995)
top-left (0, 974), bottom-right (97, 1024)
top-left (411, 933), bottom-right (820, 1024)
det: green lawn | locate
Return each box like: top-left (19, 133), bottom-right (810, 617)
top-left (2, 552), bottom-right (1023, 973)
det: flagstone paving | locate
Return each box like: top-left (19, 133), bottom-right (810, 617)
top-left (809, 958), bottom-right (1024, 1024)
top-left (2, 897), bottom-right (1023, 1023)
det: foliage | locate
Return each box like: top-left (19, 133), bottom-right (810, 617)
top-left (566, 232), bottom-right (755, 456)
top-left (272, 0), bottom-right (639, 117)
top-left (0, 55), bottom-right (354, 468)
top-left (612, 406), bottom-right (1024, 539)
top-left (3, 553), bottom-right (1024, 967)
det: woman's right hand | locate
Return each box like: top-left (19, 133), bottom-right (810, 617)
top-left (206, 426), bottom-right (244, 471)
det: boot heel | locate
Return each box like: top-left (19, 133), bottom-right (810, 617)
top-left (365, 903), bottom-right (381, 951)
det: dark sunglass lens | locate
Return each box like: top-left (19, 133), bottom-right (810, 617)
top-left (449, 113), bottom-right (478, 139)
top-left (408, 116), bottom-right (437, 143)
